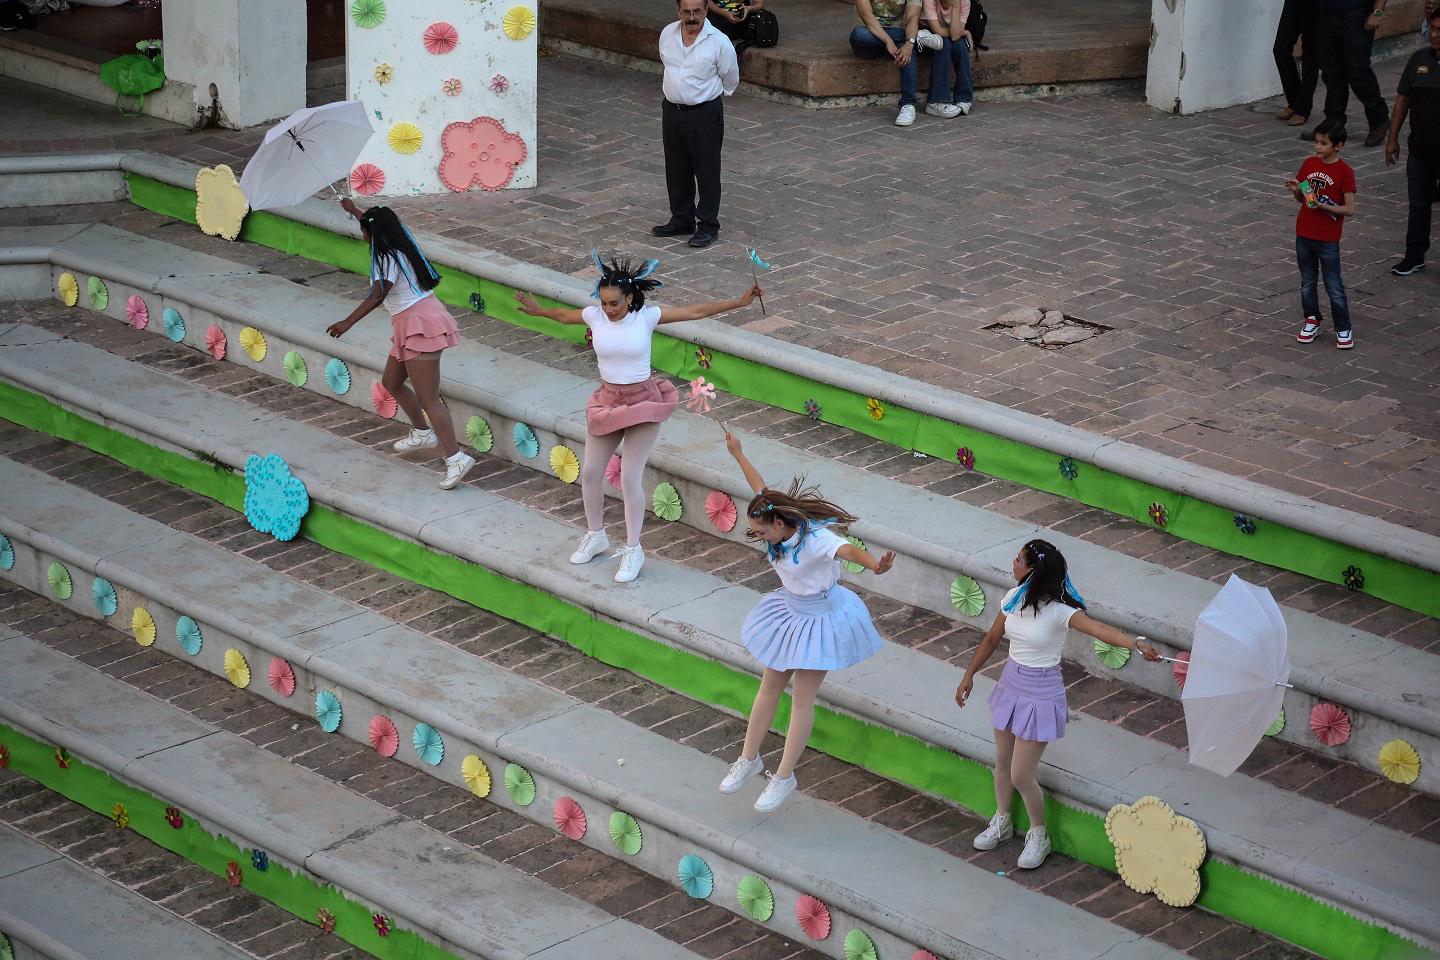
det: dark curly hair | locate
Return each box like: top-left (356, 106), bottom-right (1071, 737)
top-left (594, 254), bottom-right (662, 310)
top-left (1012, 539), bottom-right (1085, 615)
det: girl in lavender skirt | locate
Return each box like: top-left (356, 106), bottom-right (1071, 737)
top-left (955, 539), bottom-right (1160, 869)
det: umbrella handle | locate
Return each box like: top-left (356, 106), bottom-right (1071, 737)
top-left (1155, 653), bottom-right (1294, 688)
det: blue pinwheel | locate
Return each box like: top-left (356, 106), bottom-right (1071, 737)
top-left (746, 248), bottom-right (770, 314)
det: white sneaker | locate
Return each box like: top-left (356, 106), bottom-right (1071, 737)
top-left (956, 100), bottom-right (972, 115)
top-left (393, 427), bottom-right (439, 453)
top-left (613, 544), bottom-right (645, 583)
top-left (925, 102), bottom-right (963, 119)
top-left (439, 452), bottom-right (475, 490)
top-left (569, 530), bottom-right (609, 565)
top-left (754, 773), bottom-right (797, 813)
top-left (1017, 826), bottom-right (1051, 869)
top-left (719, 755), bottom-right (764, 794)
top-left (914, 28), bottom-right (944, 50)
top-left (972, 812), bottom-right (1013, 850)
top-left (894, 104), bottom-right (916, 127)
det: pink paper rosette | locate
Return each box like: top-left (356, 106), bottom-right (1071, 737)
top-left (350, 163), bottom-right (386, 196)
top-left (126, 294), bottom-right (149, 330)
top-left (912, 952), bottom-right (941, 960)
top-left (368, 715), bottom-right (400, 757)
top-left (267, 656), bottom-right (296, 697)
top-left (1310, 703), bottom-right (1352, 746)
top-left (705, 491), bottom-right (737, 532)
top-left (553, 796), bottom-right (587, 840)
top-left (204, 325), bottom-right (227, 360)
top-left (1170, 650), bottom-right (1189, 689)
top-left (371, 381), bottom-right (398, 419)
top-left (423, 21), bottom-right (459, 54)
top-left (795, 895), bottom-right (831, 940)
top-left (605, 454), bottom-right (622, 491)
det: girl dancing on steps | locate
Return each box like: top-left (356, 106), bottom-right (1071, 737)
top-left (719, 432), bottom-right (895, 813)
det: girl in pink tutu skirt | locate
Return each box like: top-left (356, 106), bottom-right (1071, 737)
top-left (517, 255), bottom-right (759, 583)
top-left (956, 539), bottom-right (1159, 869)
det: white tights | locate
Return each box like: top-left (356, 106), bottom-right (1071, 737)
top-left (581, 423), bottom-right (661, 546)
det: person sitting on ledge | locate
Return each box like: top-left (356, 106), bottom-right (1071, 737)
top-left (851, 0), bottom-right (945, 127)
top-left (708, 0), bottom-right (766, 55)
top-left (921, 0), bottom-right (975, 118)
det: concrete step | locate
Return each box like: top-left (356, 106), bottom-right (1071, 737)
top-left (2, 223), bottom-right (1435, 793)
top-left (0, 333), bottom-right (1435, 953)
top-left (0, 821), bottom-right (253, 960)
top-left (0, 631), bottom-right (703, 960)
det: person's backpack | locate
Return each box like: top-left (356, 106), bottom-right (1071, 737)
top-left (967, 0), bottom-right (988, 50)
top-left (746, 8), bottom-right (779, 48)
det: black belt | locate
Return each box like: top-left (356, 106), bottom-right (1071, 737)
top-left (664, 96), bottom-right (720, 111)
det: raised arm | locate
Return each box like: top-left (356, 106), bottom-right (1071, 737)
top-left (836, 543), bottom-right (896, 575)
top-left (1067, 611), bottom-right (1161, 661)
top-left (956, 611), bottom-right (1006, 706)
top-left (726, 431), bottom-right (767, 493)
top-left (658, 284), bottom-right (761, 324)
top-left (515, 291), bottom-right (587, 326)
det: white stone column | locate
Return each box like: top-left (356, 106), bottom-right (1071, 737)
top-left (1147, 0), bottom-right (1286, 114)
top-left (160, 0), bottom-right (306, 128)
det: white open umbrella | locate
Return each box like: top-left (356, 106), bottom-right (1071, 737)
top-left (1180, 575), bottom-right (1292, 777)
top-left (238, 101), bottom-right (374, 211)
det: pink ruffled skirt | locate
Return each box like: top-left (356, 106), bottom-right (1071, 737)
top-left (988, 659), bottom-right (1068, 743)
top-left (586, 376), bottom-right (678, 436)
top-left (390, 294), bottom-right (460, 361)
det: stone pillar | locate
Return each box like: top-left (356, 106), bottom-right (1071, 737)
top-left (160, 0), bottom-right (306, 129)
top-left (1147, 0), bottom-right (1286, 114)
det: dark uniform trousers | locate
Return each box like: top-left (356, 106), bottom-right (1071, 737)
top-left (661, 97), bottom-right (724, 234)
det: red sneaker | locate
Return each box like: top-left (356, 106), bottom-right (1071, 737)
top-left (1336, 330), bottom-right (1354, 350)
top-left (1296, 319), bottom-right (1320, 343)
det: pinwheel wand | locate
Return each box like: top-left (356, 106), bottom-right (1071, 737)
top-left (747, 247), bottom-right (771, 315)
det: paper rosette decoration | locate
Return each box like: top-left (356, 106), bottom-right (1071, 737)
top-left (374, 63), bottom-right (393, 85)
top-left (268, 656), bottom-right (296, 697)
top-left (371, 382), bottom-right (398, 419)
top-left (412, 723), bottom-right (445, 765)
top-left (239, 326), bottom-right (267, 362)
top-left (423, 21), bottom-right (459, 53)
top-left (388, 122), bottom-right (424, 155)
top-left (1170, 650), bottom-right (1189, 688)
top-left (58, 271), bottom-right (79, 306)
top-left (866, 397), bottom-right (885, 421)
top-left (0, 533), bottom-right (13, 571)
top-left (550, 445), bottom-right (580, 484)
top-left (735, 874), bottom-right (774, 922)
top-left (194, 164), bottom-right (249, 240)
top-left (912, 951), bottom-right (941, 960)
top-left (1378, 739), bottom-right (1420, 784)
top-left (350, 163), bottom-right (386, 196)
top-left (677, 853), bottom-right (714, 899)
top-left (608, 811), bottom-right (643, 855)
top-left (652, 482), bottom-right (683, 522)
top-left (315, 690), bottom-right (343, 732)
top-left (605, 454), bottom-right (622, 490)
top-left (795, 895), bottom-right (831, 940)
top-left (553, 796), bottom-right (587, 840)
top-left (176, 615), bottom-right (203, 655)
top-left (705, 491), bottom-right (737, 532)
top-left (350, 0), bottom-right (385, 27)
top-left (243, 453), bottom-right (310, 541)
top-left (841, 535), bottom-right (866, 574)
top-left (439, 117), bottom-right (527, 192)
top-left (163, 307), bottom-right (186, 343)
top-left (503, 5), bottom-right (536, 39)
top-left (949, 575), bottom-right (985, 617)
top-left (369, 715), bottom-right (400, 757)
top-left (132, 606), bottom-right (156, 646)
top-left (1058, 456), bottom-right (1079, 480)
top-left (88, 276), bottom-right (109, 310)
top-left (204, 325), bottom-right (228, 360)
top-left (0, 933), bottom-right (11, 960)
top-left (465, 416), bottom-right (493, 452)
top-left (91, 577), bottom-right (118, 616)
top-left (251, 849), bottom-right (269, 872)
top-left (504, 762), bottom-right (536, 806)
top-left (1309, 703), bottom-right (1351, 746)
top-left (283, 351), bottom-right (308, 387)
top-left (462, 754), bottom-right (492, 797)
top-left (224, 648), bottom-right (251, 688)
top-left (1094, 639), bottom-right (1131, 669)
top-left (1104, 795), bottom-right (1206, 907)
top-left (325, 357), bottom-right (351, 395)
top-left (47, 561), bottom-right (72, 600)
top-left (844, 929), bottom-right (878, 960)
top-left (512, 422), bottom-right (538, 459)
top-left (126, 294), bottom-right (149, 330)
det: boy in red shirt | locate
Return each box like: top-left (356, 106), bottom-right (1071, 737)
top-left (1286, 119), bottom-right (1358, 348)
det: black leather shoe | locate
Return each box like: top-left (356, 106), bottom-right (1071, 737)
top-left (652, 222), bottom-right (694, 237)
top-left (687, 230), bottom-right (717, 249)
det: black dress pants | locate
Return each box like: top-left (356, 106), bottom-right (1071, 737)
top-left (1274, 0), bottom-right (1319, 117)
top-left (661, 97), bottom-right (724, 234)
top-left (1318, 0), bottom-right (1388, 130)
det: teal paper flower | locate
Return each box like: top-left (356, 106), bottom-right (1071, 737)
top-left (251, 849), bottom-right (269, 871)
top-left (0, 533), bottom-right (12, 571)
top-left (163, 307), bottom-right (186, 343)
top-left (92, 577), bottom-right (118, 616)
top-left (176, 615), bottom-right (203, 655)
top-left (678, 854), bottom-right (714, 899)
top-left (1059, 456), bottom-right (1078, 480)
top-left (325, 357), bottom-right (351, 395)
top-left (513, 422), bottom-right (538, 459)
top-left (243, 453), bottom-right (309, 542)
top-left (469, 292), bottom-right (485, 312)
top-left (315, 690), bottom-right (343, 732)
top-left (1233, 513), bottom-right (1256, 535)
top-left (412, 723), bottom-right (444, 765)
top-left (1342, 564), bottom-right (1365, 591)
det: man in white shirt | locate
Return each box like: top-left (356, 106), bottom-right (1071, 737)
top-left (654, 0), bottom-right (740, 249)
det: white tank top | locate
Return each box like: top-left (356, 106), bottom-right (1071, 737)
top-left (583, 305), bottom-right (662, 384)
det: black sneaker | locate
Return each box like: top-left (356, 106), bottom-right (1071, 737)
top-left (1363, 126), bottom-right (1388, 148)
top-left (1391, 257), bottom-right (1426, 276)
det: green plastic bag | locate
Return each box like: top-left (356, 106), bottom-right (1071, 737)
top-left (98, 53), bottom-right (165, 116)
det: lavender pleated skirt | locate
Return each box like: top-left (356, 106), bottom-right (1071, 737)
top-left (988, 659), bottom-right (1068, 743)
top-left (742, 585), bottom-right (884, 672)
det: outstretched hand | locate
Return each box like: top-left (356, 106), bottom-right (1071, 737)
top-left (873, 550), bottom-right (896, 575)
top-left (739, 283), bottom-right (763, 307)
top-left (515, 291), bottom-right (541, 315)
top-left (339, 196), bottom-right (361, 216)
top-left (1136, 639), bottom-right (1163, 662)
top-left (326, 318), bottom-right (353, 339)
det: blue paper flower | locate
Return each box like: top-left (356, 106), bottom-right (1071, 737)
top-left (512, 422), bottom-right (538, 459)
top-left (243, 453), bottom-right (310, 542)
top-left (176, 615), bottom-right (203, 655)
top-left (1342, 564), bottom-right (1365, 592)
top-left (315, 690), bottom-right (343, 732)
top-left (412, 723), bottom-right (444, 765)
top-left (251, 849), bottom-right (269, 871)
top-left (325, 357), bottom-right (352, 395)
top-left (163, 307), bottom-right (186, 343)
top-left (1058, 456), bottom-right (1078, 481)
top-left (1233, 513), bottom-right (1256, 535)
top-left (0, 533), bottom-right (12, 570)
top-left (678, 854), bottom-right (714, 899)
top-left (469, 292), bottom-right (485, 312)
top-left (91, 577), bottom-right (118, 616)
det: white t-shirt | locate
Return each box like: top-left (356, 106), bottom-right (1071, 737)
top-left (583, 304), bottom-right (662, 384)
top-left (1001, 586), bottom-right (1081, 668)
top-left (372, 253), bottom-right (433, 316)
top-left (769, 526), bottom-right (847, 597)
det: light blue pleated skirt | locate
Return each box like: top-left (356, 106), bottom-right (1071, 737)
top-left (741, 585), bottom-right (884, 672)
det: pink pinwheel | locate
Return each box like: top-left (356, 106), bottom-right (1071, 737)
top-left (126, 295), bottom-right (149, 330)
top-left (204, 325), bottom-right (227, 360)
top-left (553, 796), bottom-right (587, 840)
top-left (705, 491), bottom-right (737, 532)
top-left (1310, 703), bottom-right (1351, 746)
top-left (687, 375), bottom-right (717, 414)
top-left (267, 657), bottom-right (296, 697)
top-left (605, 454), bottom-right (622, 491)
top-left (795, 895), bottom-right (831, 940)
top-left (371, 381), bottom-right (397, 419)
top-left (423, 21), bottom-right (459, 54)
top-left (368, 715), bottom-right (400, 757)
top-left (350, 163), bottom-right (386, 196)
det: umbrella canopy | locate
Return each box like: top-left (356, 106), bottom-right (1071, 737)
top-left (238, 101), bottom-right (374, 211)
top-left (1181, 575), bottom-right (1291, 776)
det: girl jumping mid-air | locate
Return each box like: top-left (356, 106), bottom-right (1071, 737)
top-left (720, 432), bottom-right (895, 812)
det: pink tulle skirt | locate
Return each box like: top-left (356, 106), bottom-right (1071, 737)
top-left (586, 376), bottom-right (678, 436)
top-left (390, 294), bottom-right (460, 361)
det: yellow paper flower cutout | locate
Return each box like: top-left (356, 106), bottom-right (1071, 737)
top-left (462, 754), bottom-right (492, 797)
top-left (57, 272), bottom-right (79, 307)
top-left (503, 5), bottom-right (536, 40)
top-left (374, 62), bottom-right (393, 84)
top-left (549, 445), bottom-right (580, 484)
top-left (195, 164), bottom-right (250, 241)
top-left (131, 606), bottom-right (156, 646)
top-left (224, 648), bottom-right (252, 688)
top-left (239, 326), bottom-right (268, 362)
top-left (866, 397), bottom-right (885, 421)
top-left (1104, 795), bottom-right (1206, 907)
top-left (388, 122), bottom-right (424, 155)
top-left (1378, 739), bottom-right (1420, 784)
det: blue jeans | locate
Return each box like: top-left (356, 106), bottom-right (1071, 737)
top-left (850, 25), bottom-right (918, 107)
top-left (1296, 235), bottom-right (1350, 332)
top-left (933, 37), bottom-right (975, 104)
top-left (1405, 151), bottom-right (1437, 262)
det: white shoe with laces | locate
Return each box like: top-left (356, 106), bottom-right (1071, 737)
top-left (613, 543), bottom-right (645, 583)
top-left (956, 100), bottom-right (972, 115)
top-left (914, 28), bottom-right (944, 50)
top-left (972, 812), bottom-right (1013, 850)
top-left (895, 104), bottom-right (916, 127)
top-left (754, 772), bottom-right (797, 812)
top-left (1017, 825), bottom-right (1051, 869)
top-left (393, 428), bottom-right (438, 453)
top-left (569, 530), bottom-right (609, 565)
top-left (439, 452), bottom-right (475, 490)
top-left (719, 755), bottom-right (764, 794)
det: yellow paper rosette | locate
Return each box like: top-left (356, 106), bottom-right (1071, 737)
top-left (131, 606), bottom-right (156, 646)
top-left (388, 122), bottom-right (424, 155)
top-left (58, 272), bottom-right (79, 307)
top-left (503, 5), bottom-right (536, 40)
top-left (549, 445), bottom-right (580, 484)
top-left (1378, 739), bottom-right (1420, 784)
